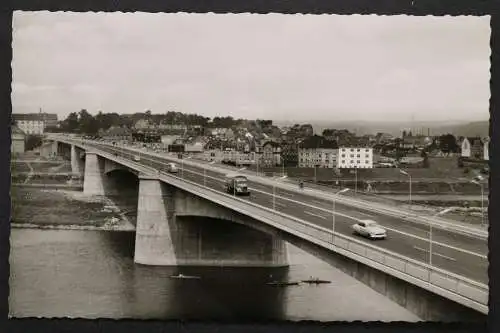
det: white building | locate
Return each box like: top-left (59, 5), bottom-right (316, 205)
top-left (11, 125), bottom-right (25, 155)
top-left (461, 137), bottom-right (489, 161)
top-left (337, 147), bottom-right (373, 169)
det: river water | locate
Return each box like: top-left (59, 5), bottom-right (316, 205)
top-left (9, 228), bottom-right (420, 322)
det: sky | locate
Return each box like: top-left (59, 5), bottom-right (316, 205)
top-left (12, 12), bottom-right (491, 123)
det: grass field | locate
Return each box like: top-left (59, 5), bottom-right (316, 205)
top-left (11, 188), bottom-right (111, 226)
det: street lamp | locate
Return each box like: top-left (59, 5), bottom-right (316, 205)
top-left (471, 178), bottom-right (485, 228)
top-left (354, 167), bottom-right (358, 195)
top-left (281, 157), bottom-right (285, 178)
top-left (181, 155), bottom-right (192, 178)
top-left (399, 169), bottom-right (412, 209)
top-left (273, 175), bottom-right (288, 210)
top-left (205, 161), bottom-right (216, 187)
top-left (332, 188), bottom-right (350, 241)
top-left (430, 207), bottom-right (456, 266)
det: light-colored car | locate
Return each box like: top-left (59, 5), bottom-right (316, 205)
top-left (133, 155), bottom-right (141, 162)
top-left (166, 163), bottom-right (178, 173)
top-left (352, 220), bottom-right (387, 240)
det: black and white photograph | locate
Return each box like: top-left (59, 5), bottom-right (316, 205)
top-left (9, 11), bottom-right (490, 322)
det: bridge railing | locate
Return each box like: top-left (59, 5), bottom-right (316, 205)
top-left (52, 136), bottom-right (488, 314)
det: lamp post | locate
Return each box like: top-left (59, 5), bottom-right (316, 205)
top-left (332, 188), bottom-right (350, 241)
top-left (205, 161), bottom-right (216, 187)
top-left (181, 155), bottom-right (192, 178)
top-left (273, 175), bottom-right (288, 210)
top-left (399, 169), bottom-right (412, 209)
top-left (471, 178), bottom-right (485, 227)
top-left (431, 207), bottom-right (456, 265)
top-left (281, 156), bottom-right (285, 178)
top-left (354, 167), bottom-right (358, 195)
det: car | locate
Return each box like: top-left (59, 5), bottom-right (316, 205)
top-left (166, 163), bottom-right (178, 173)
top-left (133, 155), bottom-right (141, 162)
top-left (352, 220), bottom-right (387, 240)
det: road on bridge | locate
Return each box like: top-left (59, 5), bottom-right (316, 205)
top-left (85, 142), bottom-right (488, 284)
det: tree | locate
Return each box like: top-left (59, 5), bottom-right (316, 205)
top-left (439, 134), bottom-right (458, 154)
top-left (25, 135), bottom-right (43, 151)
top-left (61, 112), bottom-right (79, 132)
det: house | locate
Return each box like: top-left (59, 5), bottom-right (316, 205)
top-left (375, 132), bottom-right (394, 144)
top-left (401, 136), bottom-right (431, 150)
top-left (281, 141), bottom-right (299, 167)
top-left (260, 141), bottom-right (282, 167)
top-left (337, 147), bottom-right (374, 169)
top-left (11, 125), bottom-right (25, 155)
top-left (298, 135), bottom-right (338, 168)
top-left (101, 126), bottom-right (132, 142)
top-left (461, 137), bottom-right (488, 160)
top-left (12, 113), bottom-right (55, 135)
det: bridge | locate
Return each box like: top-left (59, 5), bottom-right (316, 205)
top-left (43, 134), bottom-right (488, 321)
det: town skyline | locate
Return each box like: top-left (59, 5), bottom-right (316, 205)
top-left (12, 12), bottom-right (490, 123)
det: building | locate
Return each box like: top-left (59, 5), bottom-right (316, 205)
top-left (260, 141), bottom-right (282, 167)
top-left (298, 135), bottom-right (338, 168)
top-left (101, 126), bottom-right (132, 142)
top-left (12, 113), bottom-right (57, 135)
top-left (281, 141), bottom-right (299, 167)
top-left (461, 137), bottom-right (489, 160)
top-left (11, 125), bottom-right (25, 155)
top-left (337, 147), bottom-right (374, 169)
top-left (203, 149), bottom-right (224, 162)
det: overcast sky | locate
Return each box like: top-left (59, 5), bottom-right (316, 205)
top-left (12, 11), bottom-right (490, 123)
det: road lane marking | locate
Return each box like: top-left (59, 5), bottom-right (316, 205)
top-left (114, 153), bottom-right (488, 260)
top-left (413, 246), bottom-right (457, 261)
top-left (358, 211), bottom-right (374, 218)
top-left (304, 211), bottom-right (328, 220)
top-left (275, 202), bottom-right (287, 208)
top-left (279, 191), bottom-right (294, 197)
top-left (312, 200), bottom-right (325, 205)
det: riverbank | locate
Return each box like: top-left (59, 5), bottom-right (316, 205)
top-left (11, 187), bottom-right (135, 231)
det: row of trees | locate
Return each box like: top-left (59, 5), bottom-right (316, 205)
top-left (53, 109), bottom-right (281, 136)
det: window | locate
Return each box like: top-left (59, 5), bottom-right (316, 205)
top-left (365, 160), bottom-right (369, 164)
top-left (350, 160), bottom-right (354, 164)
top-left (350, 148), bottom-right (354, 152)
top-left (365, 154), bottom-right (369, 158)
top-left (342, 160), bottom-right (345, 164)
top-left (357, 149), bottom-right (360, 152)
top-left (357, 160), bottom-right (360, 164)
top-left (366, 149), bottom-right (369, 152)
top-left (357, 154), bottom-right (360, 157)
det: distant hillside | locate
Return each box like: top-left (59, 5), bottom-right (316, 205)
top-left (274, 119), bottom-right (489, 138)
top-left (431, 121), bottom-right (489, 137)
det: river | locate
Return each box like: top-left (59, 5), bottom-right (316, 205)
top-left (9, 228), bottom-right (420, 321)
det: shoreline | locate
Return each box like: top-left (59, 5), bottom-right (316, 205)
top-left (11, 222), bottom-right (135, 232)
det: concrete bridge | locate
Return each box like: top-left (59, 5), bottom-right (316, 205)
top-left (42, 136), bottom-right (488, 321)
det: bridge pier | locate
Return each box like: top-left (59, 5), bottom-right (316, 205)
top-left (39, 141), bottom-right (58, 158)
top-left (134, 175), bottom-right (289, 267)
top-left (70, 145), bottom-right (82, 176)
top-left (83, 152), bottom-right (109, 195)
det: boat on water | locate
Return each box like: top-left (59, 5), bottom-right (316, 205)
top-left (169, 273), bottom-right (201, 280)
top-left (266, 281), bottom-right (301, 287)
top-left (301, 277), bottom-right (331, 284)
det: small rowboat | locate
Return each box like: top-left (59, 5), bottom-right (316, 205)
top-left (170, 274), bottom-right (201, 280)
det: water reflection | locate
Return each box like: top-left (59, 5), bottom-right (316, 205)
top-left (9, 229), bottom-right (421, 321)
